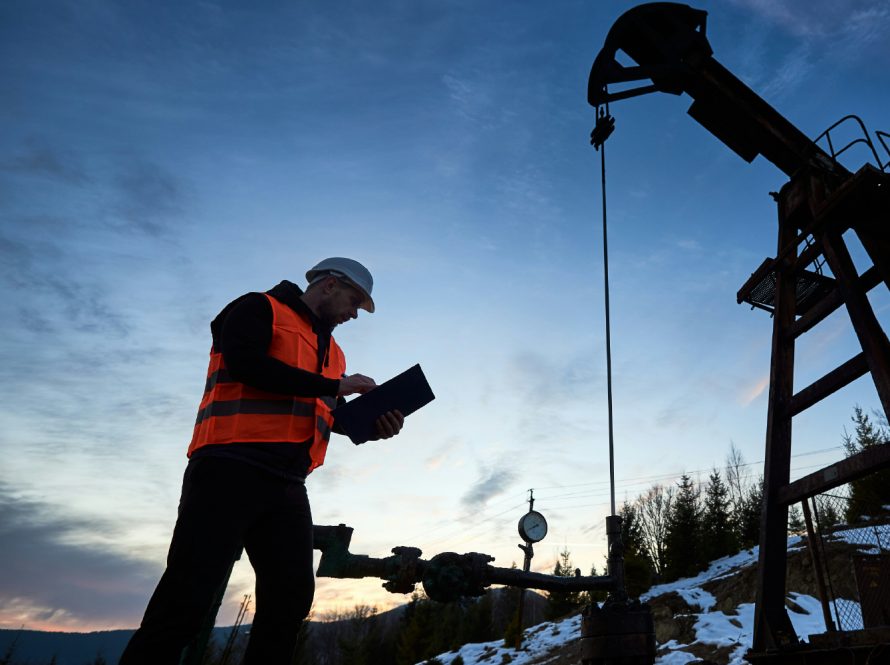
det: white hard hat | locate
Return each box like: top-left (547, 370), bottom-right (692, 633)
top-left (306, 257), bottom-right (375, 313)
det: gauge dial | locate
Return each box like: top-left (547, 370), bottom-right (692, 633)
top-left (518, 510), bottom-right (548, 543)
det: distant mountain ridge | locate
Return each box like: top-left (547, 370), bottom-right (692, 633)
top-left (0, 588), bottom-right (547, 665)
top-left (1, 627), bottom-right (135, 665)
top-left (0, 625), bottom-right (246, 665)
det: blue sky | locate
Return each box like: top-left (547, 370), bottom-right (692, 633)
top-left (1, 0), bottom-right (888, 631)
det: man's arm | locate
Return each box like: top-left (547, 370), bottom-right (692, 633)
top-left (219, 294), bottom-right (340, 397)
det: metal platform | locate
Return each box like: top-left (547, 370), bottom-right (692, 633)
top-left (738, 259), bottom-right (836, 315)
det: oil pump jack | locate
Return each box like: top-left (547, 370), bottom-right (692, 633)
top-left (184, 4), bottom-right (889, 665)
top-left (305, 4), bottom-right (890, 664)
top-left (587, 2), bottom-right (890, 663)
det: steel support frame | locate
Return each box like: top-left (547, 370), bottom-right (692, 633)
top-left (753, 167), bottom-right (890, 651)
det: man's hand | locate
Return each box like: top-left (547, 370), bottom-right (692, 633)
top-left (338, 374), bottom-right (377, 396)
top-left (374, 410), bottom-right (404, 440)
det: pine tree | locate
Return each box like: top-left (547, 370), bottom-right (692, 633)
top-left (843, 406), bottom-right (890, 523)
top-left (429, 601), bottom-right (462, 654)
top-left (815, 499), bottom-right (841, 530)
top-left (663, 474), bottom-right (703, 581)
top-left (502, 608), bottom-right (521, 649)
top-left (584, 563), bottom-right (609, 605)
top-left (734, 475), bottom-right (763, 548)
top-left (617, 501), bottom-right (654, 597)
top-left (545, 548), bottom-right (582, 619)
top-left (459, 593), bottom-right (493, 646)
top-left (787, 504), bottom-right (806, 535)
top-left (396, 594), bottom-right (436, 665)
top-left (701, 470), bottom-right (738, 565)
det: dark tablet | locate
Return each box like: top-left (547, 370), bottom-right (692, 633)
top-left (332, 364), bottom-right (435, 444)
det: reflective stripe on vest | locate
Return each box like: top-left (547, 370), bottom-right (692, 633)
top-left (188, 293), bottom-right (346, 473)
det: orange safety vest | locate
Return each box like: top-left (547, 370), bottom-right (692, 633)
top-left (188, 293), bottom-right (346, 473)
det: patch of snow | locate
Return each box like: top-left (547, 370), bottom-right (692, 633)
top-left (828, 524), bottom-right (887, 553)
top-left (694, 603), bottom-right (754, 649)
top-left (677, 588), bottom-right (716, 612)
top-left (655, 650), bottom-right (698, 664)
top-left (834, 598), bottom-right (864, 631)
top-left (784, 593), bottom-right (830, 639)
top-left (641, 546), bottom-right (764, 602)
top-left (429, 615), bottom-right (582, 665)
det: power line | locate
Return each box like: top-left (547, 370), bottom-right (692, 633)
top-left (403, 448), bottom-right (846, 548)
top-left (532, 445), bottom-right (844, 493)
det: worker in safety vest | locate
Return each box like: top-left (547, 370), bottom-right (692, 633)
top-left (119, 257), bottom-right (404, 665)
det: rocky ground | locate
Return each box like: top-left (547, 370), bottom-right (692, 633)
top-left (424, 535), bottom-right (875, 665)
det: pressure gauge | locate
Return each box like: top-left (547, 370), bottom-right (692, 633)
top-left (518, 510), bottom-right (548, 543)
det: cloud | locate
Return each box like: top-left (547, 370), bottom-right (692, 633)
top-left (0, 484), bottom-right (160, 630)
top-left (730, 0), bottom-right (889, 40)
top-left (112, 158), bottom-right (189, 237)
top-left (460, 465), bottom-right (517, 508)
top-left (0, 137), bottom-right (194, 340)
top-left (508, 350), bottom-right (600, 407)
top-left (727, 0), bottom-right (890, 99)
top-left (499, 349), bottom-right (602, 449)
top-left (1, 138), bottom-right (89, 185)
top-left (0, 225), bottom-right (130, 337)
top-left (758, 44), bottom-right (815, 100)
top-left (739, 374), bottom-right (769, 406)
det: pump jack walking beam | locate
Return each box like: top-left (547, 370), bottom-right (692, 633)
top-left (587, 2), bottom-right (890, 656)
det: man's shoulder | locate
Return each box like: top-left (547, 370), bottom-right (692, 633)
top-left (266, 280), bottom-right (305, 310)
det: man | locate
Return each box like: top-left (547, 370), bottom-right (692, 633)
top-left (120, 257), bottom-right (404, 665)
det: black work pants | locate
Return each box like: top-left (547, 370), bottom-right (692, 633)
top-left (119, 456), bottom-right (315, 665)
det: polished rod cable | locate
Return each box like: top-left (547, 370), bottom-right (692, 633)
top-left (598, 110), bottom-right (617, 518)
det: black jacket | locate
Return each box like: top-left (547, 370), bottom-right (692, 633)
top-left (191, 280), bottom-right (344, 480)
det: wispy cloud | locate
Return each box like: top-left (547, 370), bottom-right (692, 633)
top-left (739, 374), bottom-right (769, 406)
top-left (0, 485), bottom-right (159, 630)
top-left (728, 0), bottom-right (890, 98)
top-left (112, 158), bottom-right (188, 237)
top-left (730, 0), bottom-right (889, 39)
top-left (758, 44), bottom-right (815, 101)
top-left (1, 137), bottom-right (89, 185)
top-left (460, 465), bottom-right (517, 508)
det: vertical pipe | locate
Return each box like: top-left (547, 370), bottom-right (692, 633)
top-left (606, 515), bottom-right (627, 603)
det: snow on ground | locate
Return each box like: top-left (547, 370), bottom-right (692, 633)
top-left (828, 522), bottom-right (889, 554)
top-left (424, 614), bottom-right (582, 665)
top-left (418, 535), bottom-right (862, 665)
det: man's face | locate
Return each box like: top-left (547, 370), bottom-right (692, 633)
top-left (317, 279), bottom-right (365, 328)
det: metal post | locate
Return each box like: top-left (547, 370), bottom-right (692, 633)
top-left (515, 489), bottom-right (537, 650)
top-left (515, 541), bottom-right (533, 650)
top-left (802, 499), bottom-right (836, 633)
